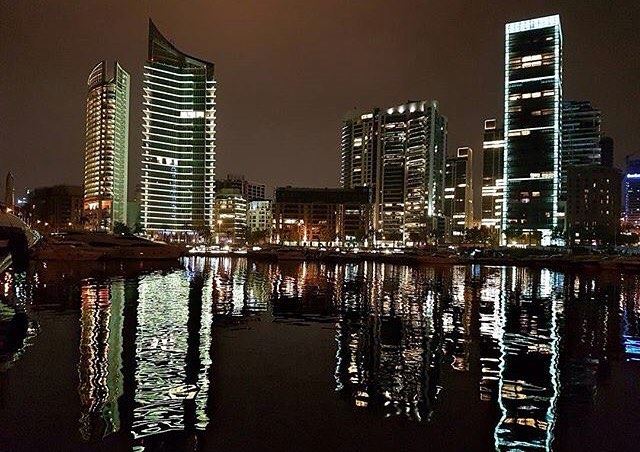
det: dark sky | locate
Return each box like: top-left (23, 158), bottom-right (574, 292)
top-left (1, 0), bottom-right (639, 196)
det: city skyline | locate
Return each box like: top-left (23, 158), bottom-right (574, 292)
top-left (2, 1), bottom-right (639, 195)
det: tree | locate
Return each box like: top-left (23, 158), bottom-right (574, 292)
top-left (133, 222), bottom-right (143, 234)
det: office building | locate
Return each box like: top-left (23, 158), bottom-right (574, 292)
top-left (83, 61), bottom-right (130, 231)
top-left (561, 100), bottom-right (602, 200)
top-left (247, 200), bottom-right (272, 242)
top-left (624, 155), bottom-right (640, 227)
top-left (213, 189), bottom-right (247, 245)
top-left (273, 187), bottom-right (372, 245)
top-left (481, 119), bottom-right (505, 231)
top-left (140, 20), bottom-right (216, 239)
top-left (566, 165), bottom-right (621, 245)
top-left (503, 15), bottom-right (562, 245)
top-left (444, 147), bottom-right (473, 238)
top-left (217, 174), bottom-right (266, 201)
top-left (341, 100), bottom-right (447, 243)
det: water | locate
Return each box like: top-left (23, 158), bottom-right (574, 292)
top-left (1, 258), bottom-right (640, 451)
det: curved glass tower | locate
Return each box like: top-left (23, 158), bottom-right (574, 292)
top-left (141, 20), bottom-right (216, 238)
top-left (84, 61), bottom-right (130, 231)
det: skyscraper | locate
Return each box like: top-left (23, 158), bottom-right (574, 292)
top-left (599, 135), bottom-right (614, 168)
top-left (83, 61), bottom-right (130, 231)
top-left (341, 100), bottom-right (447, 243)
top-left (444, 147), bottom-right (473, 238)
top-left (561, 100), bottom-right (602, 201)
top-left (562, 100), bottom-right (602, 168)
top-left (481, 119), bottom-right (505, 231)
top-left (502, 15), bottom-right (562, 245)
top-left (141, 20), bottom-right (216, 239)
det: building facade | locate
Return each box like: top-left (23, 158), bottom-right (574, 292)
top-left (140, 20), bottom-right (216, 239)
top-left (213, 189), bottom-right (247, 245)
top-left (562, 100), bottom-right (601, 168)
top-left (481, 119), bottom-right (505, 232)
top-left (624, 155), bottom-right (640, 228)
top-left (273, 187), bottom-right (372, 245)
top-left (444, 147), bottom-right (473, 239)
top-left (561, 100), bottom-right (602, 201)
top-left (27, 185), bottom-right (83, 230)
top-left (503, 15), bottom-right (562, 245)
top-left (599, 135), bottom-right (614, 168)
top-left (83, 61), bottom-right (130, 231)
top-left (247, 200), bottom-right (272, 242)
top-left (341, 100), bottom-right (447, 244)
top-left (217, 174), bottom-right (266, 201)
top-left (566, 165), bottom-right (621, 245)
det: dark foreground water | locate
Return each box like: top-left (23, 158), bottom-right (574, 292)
top-left (1, 258), bottom-right (640, 451)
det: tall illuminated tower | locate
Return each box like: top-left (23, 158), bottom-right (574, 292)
top-left (141, 20), bottom-right (216, 239)
top-left (502, 15), bottom-right (562, 245)
top-left (83, 61), bottom-right (130, 231)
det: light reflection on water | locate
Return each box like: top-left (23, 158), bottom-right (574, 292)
top-left (0, 258), bottom-right (639, 450)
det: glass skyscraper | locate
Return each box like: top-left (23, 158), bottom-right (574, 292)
top-left (83, 61), bottom-right (130, 231)
top-left (141, 20), bottom-right (216, 238)
top-left (502, 15), bottom-right (562, 245)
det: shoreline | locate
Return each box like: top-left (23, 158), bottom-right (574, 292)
top-left (187, 248), bottom-right (640, 271)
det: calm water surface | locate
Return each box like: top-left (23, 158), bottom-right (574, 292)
top-left (1, 258), bottom-right (640, 451)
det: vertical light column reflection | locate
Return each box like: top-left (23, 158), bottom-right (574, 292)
top-left (494, 268), bottom-right (563, 451)
top-left (132, 266), bottom-right (211, 439)
top-left (333, 263), bottom-right (443, 421)
top-left (78, 278), bottom-right (124, 440)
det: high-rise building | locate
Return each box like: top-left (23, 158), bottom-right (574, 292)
top-left (562, 101), bottom-right (601, 168)
top-left (341, 100), bottom-right (447, 244)
top-left (444, 147), bottom-right (473, 238)
top-left (481, 119), bottom-right (505, 231)
top-left (340, 109), bottom-right (381, 209)
top-left (561, 100), bottom-right (602, 201)
top-left (566, 165), bottom-right (621, 245)
top-left (140, 20), bottom-right (216, 239)
top-left (599, 135), bottom-right (614, 168)
top-left (503, 15), bottom-right (562, 245)
top-left (624, 155), bottom-right (640, 227)
top-left (217, 174), bottom-right (266, 201)
top-left (83, 61), bottom-right (130, 231)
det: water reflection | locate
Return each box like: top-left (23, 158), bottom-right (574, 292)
top-left (1, 259), bottom-right (639, 450)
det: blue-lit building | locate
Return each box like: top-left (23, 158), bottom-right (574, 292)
top-left (624, 155), bottom-right (640, 227)
top-left (502, 15), bottom-right (562, 245)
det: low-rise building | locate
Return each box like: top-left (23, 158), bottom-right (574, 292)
top-left (213, 189), bottom-right (247, 245)
top-left (247, 200), bottom-right (272, 243)
top-left (273, 187), bottom-right (372, 246)
top-left (566, 165), bottom-right (621, 245)
top-left (26, 185), bottom-right (83, 231)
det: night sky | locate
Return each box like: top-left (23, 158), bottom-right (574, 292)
top-left (1, 0), bottom-right (639, 196)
